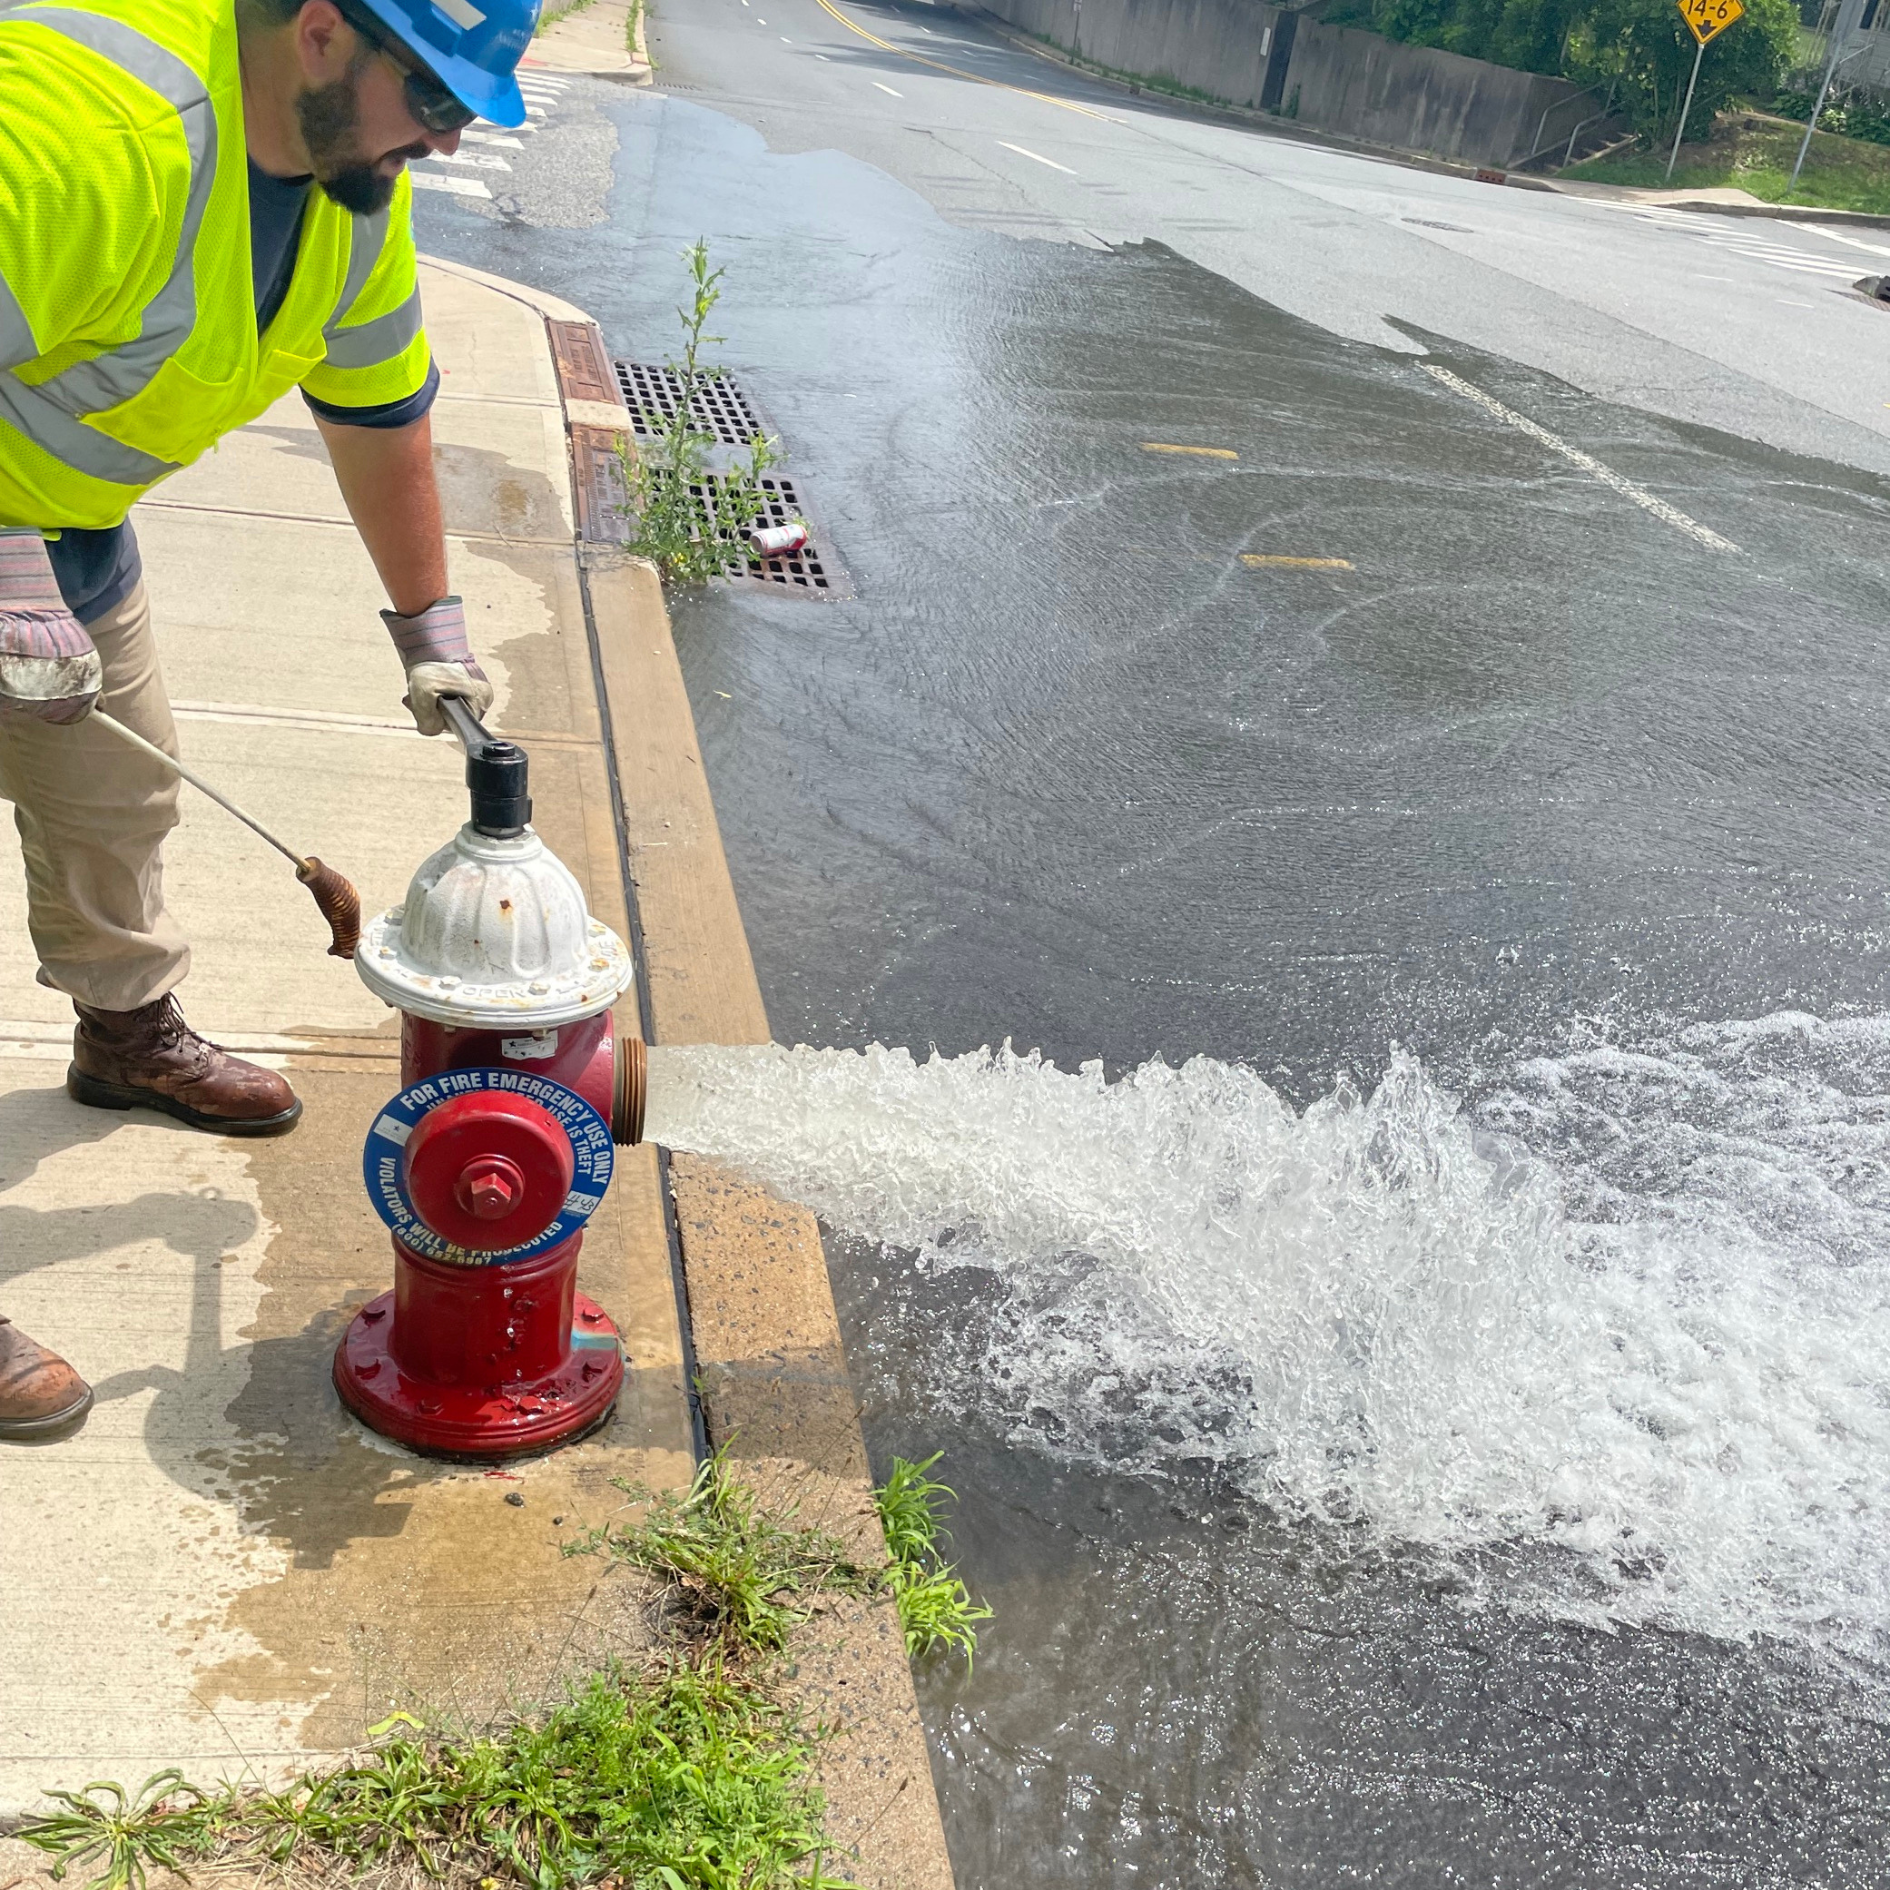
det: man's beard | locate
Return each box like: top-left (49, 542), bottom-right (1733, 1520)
top-left (296, 64), bottom-right (427, 215)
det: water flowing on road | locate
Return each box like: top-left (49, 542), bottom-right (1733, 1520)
top-left (648, 1027), bottom-right (1890, 1663)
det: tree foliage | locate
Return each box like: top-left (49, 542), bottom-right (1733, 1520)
top-left (1359, 0), bottom-right (1800, 142)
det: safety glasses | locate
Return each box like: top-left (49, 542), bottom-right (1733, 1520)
top-left (335, 0), bottom-right (479, 132)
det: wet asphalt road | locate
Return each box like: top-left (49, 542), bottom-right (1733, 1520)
top-left (416, 26), bottom-right (1890, 1886)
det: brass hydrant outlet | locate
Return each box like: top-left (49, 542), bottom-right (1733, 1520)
top-left (613, 1034), bottom-right (648, 1146)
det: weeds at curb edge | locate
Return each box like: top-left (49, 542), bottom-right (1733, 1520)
top-left (873, 1456), bottom-right (993, 1669)
top-left (614, 242), bottom-right (785, 587)
top-left (15, 1452), bottom-right (986, 1890)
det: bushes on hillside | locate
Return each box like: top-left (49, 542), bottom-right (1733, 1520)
top-left (1343, 0), bottom-right (1799, 142)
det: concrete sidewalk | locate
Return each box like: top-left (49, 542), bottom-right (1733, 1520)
top-left (0, 258), bottom-right (693, 1807)
top-left (525, 0), bottom-right (650, 79)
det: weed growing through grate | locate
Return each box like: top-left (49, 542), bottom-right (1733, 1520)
top-left (616, 241), bottom-right (785, 585)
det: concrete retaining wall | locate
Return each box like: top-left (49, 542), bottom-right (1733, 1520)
top-left (1280, 16), bottom-right (1590, 165)
top-left (973, 0), bottom-right (1598, 167)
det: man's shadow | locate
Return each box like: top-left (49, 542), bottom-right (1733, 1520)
top-left (0, 1079), bottom-right (420, 1565)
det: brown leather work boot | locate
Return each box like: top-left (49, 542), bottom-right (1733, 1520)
top-left (68, 995), bottom-right (302, 1136)
top-left (0, 1315), bottom-right (92, 1440)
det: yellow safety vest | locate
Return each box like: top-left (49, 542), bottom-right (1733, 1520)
top-left (0, 0), bottom-right (431, 531)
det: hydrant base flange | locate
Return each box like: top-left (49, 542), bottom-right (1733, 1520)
top-left (333, 1289), bottom-right (624, 1460)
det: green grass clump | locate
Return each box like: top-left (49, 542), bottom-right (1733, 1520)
top-left (533, 0), bottom-right (596, 34)
top-left (17, 1667), bottom-right (850, 1890)
top-left (1565, 112), bottom-right (1890, 214)
top-left (570, 1449), bottom-right (865, 1653)
top-left (18, 1456), bottom-right (987, 1890)
top-left (875, 1456), bottom-right (993, 1669)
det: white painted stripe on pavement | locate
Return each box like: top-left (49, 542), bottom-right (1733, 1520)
top-left (411, 170), bottom-right (492, 198)
top-left (998, 139), bottom-right (1074, 173)
top-left (462, 129), bottom-right (523, 147)
top-left (872, 79), bottom-right (902, 94)
top-left (1788, 221), bottom-right (1890, 258)
top-left (1421, 364), bottom-right (1739, 553)
top-left (426, 150), bottom-right (512, 170)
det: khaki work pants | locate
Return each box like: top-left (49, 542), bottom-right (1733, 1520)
top-left (0, 581), bottom-right (188, 1012)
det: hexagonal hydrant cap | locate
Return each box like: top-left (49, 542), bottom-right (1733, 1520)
top-left (356, 823), bottom-right (634, 1028)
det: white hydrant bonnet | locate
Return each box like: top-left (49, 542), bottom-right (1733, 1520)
top-left (356, 822), bottom-right (634, 1029)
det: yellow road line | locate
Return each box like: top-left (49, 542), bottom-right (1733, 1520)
top-left (1142, 441), bottom-right (1237, 459)
top-left (808, 0), bottom-right (1118, 121)
top-left (1242, 554), bottom-right (1354, 569)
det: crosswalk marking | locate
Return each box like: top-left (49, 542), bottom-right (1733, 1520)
top-left (411, 170), bottom-right (491, 198)
top-left (424, 149), bottom-right (512, 170)
top-left (1621, 205), bottom-right (1871, 284)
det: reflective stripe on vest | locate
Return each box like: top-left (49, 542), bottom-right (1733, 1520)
top-left (325, 286), bottom-right (423, 369)
top-left (319, 206), bottom-right (417, 372)
top-left (0, 274), bottom-right (32, 370)
top-left (0, 1), bottom-right (215, 482)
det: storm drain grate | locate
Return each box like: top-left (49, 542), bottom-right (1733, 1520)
top-left (614, 360), bottom-right (765, 446)
top-left (642, 469), bottom-right (847, 595)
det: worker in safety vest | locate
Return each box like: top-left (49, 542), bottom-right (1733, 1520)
top-left (0, 0), bottom-right (535, 1438)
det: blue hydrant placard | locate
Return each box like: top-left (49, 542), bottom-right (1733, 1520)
top-left (362, 1067), bottom-right (615, 1266)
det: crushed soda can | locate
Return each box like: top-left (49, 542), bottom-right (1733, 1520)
top-left (748, 520), bottom-right (809, 559)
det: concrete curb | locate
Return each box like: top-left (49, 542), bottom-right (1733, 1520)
top-left (541, 320), bottom-right (959, 1890)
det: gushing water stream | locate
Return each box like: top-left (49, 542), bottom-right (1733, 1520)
top-left (643, 1019), bottom-right (1890, 1665)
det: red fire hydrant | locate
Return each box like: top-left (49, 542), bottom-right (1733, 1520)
top-left (335, 705), bottom-right (648, 1458)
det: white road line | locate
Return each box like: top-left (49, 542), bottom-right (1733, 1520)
top-left (1421, 364), bottom-right (1739, 553)
top-left (873, 79), bottom-right (903, 95)
top-left (998, 139), bottom-right (1075, 173)
top-left (1714, 253), bottom-right (1857, 275)
top-left (425, 149), bottom-right (512, 170)
top-left (410, 170), bottom-right (492, 198)
top-left (1788, 221), bottom-right (1890, 259)
top-left (462, 129), bottom-right (523, 147)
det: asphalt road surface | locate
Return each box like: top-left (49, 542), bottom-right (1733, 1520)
top-left (417, 26), bottom-right (1890, 1887)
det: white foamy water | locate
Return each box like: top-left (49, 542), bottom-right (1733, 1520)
top-left (643, 1018), bottom-right (1890, 1657)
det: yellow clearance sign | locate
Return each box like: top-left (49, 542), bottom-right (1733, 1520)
top-left (1678, 0), bottom-right (1743, 43)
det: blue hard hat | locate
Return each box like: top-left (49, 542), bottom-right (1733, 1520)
top-left (351, 0), bottom-right (541, 127)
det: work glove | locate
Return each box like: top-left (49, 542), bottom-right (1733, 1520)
top-left (0, 529), bottom-right (100, 726)
top-left (381, 594), bottom-right (494, 738)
